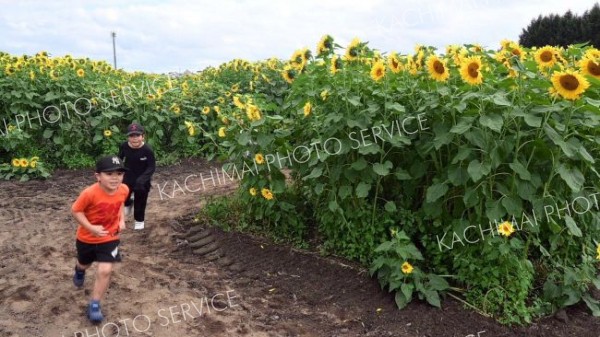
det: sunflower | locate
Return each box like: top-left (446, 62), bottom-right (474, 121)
top-left (281, 66), bottom-right (296, 84)
top-left (103, 130), bottom-right (112, 137)
top-left (213, 106), bottom-right (221, 114)
top-left (249, 187), bottom-right (257, 196)
top-left (303, 102), bottom-right (312, 117)
top-left (426, 55), bottom-right (450, 82)
top-left (551, 70), bottom-right (590, 100)
top-left (30, 160), bottom-right (37, 168)
top-left (290, 49), bottom-right (307, 70)
top-left (317, 35), bottom-right (334, 56)
top-left (218, 96), bottom-right (225, 104)
top-left (29, 70), bottom-right (35, 81)
top-left (170, 103), bottom-right (181, 115)
top-left (147, 94), bottom-right (155, 100)
top-left (330, 55), bottom-right (342, 74)
top-left (507, 42), bottom-right (526, 62)
top-left (401, 262), bottom-right (413, 274)
top-left (579, 57), bottom-right (600, 79)
top-left (498, 221), bottom-right (515, 237)
top-left (184, 121), bottom-right (195, 136)
top-left (261, 188), bottom-right (274, 200)
top-left (221, 117), bottom-right (229, 125)
top-left (4, 64), bottom-right (15, 75)
top-left (370, 60), bottom-right (386, 81)
top-left (460, 56), bottom-right (483, 85)
top-left (255, 153), bottom-right (265, 164)
top-left (11, 158), bottom-right (20, 167)
top-left (387, 52), bottom-right (403, 73)
top-left (49, 69), bottom-right (59, 80)
top-left (345, 37), bottom-right (361, 61)
top-left (231, 83), bottom-right (239, 92)
top-left (76, 68), bottom-right (85, 77)
top-left (246, 104), bottom-right (261, 121)
top-left (224, 91), bottom-right (232, 97)
top-left (534, 46), bottom-right (558, 69)
top-left (320, 90), bottom-right (329, 101)
top-left (19, 158), bottom-right (29, 168)
top-left (202, 106), bottom-right (211, 114)
top-left (218, 127), bottom-right (226, 138)
top-left (233, 96), bottom-right (245, 109)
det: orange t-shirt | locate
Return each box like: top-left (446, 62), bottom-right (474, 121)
top-left (72, 183), bottom-right (129, 244)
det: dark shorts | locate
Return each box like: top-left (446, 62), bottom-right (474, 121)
top-left (76, 239), bottom-right (122, 265)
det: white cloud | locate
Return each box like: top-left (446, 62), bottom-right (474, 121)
top-left (0, 0), bottom-right (596, 73)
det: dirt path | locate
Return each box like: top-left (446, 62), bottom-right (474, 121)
top-left (0, 159), bottom-right (598, 337)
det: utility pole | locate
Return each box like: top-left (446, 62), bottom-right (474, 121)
top-left (111, 31), bottom-right (117, 69)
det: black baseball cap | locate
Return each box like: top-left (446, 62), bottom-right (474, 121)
top-left (127, 123), bottom-right (145, 136)
top-left (95, 155), bottom-right (128, 173)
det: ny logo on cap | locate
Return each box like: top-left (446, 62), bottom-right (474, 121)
top-left (112, 157), bottom-right (121, 165)
top-left (131, 125), bottom-right (138, 130)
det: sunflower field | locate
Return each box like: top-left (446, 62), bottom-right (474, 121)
top-left (1, 36), bottom-right (600, 324)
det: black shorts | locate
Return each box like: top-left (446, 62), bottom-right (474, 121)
top-left (76, 239), bottom-right (122, 265)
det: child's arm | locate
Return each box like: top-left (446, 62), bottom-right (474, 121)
top-left (134, 147), bottom-right (156, 190)
top-left (119, 205), bottom-right (126, 231)
top-left (72, 211), bottom-right (108, 237)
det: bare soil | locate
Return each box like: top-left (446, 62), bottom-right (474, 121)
top-left (0, 158), bottom-right (598, 337)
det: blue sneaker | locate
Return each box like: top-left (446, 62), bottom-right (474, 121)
top-left (73, 266), bottom-right (85, 288)
top-left (88, 300), bottom-right (104, 323)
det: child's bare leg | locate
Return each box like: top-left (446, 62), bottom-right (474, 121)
top-left (91, 262), bottom-right (113, 301)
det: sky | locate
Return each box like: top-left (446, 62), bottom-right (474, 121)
top-left (0, 0), bottom-right (597, 74)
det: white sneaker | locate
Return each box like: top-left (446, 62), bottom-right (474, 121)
top-left (125, 205), bottom-right (133, 217)
top-left (134, 221), bottom-right (145, 230)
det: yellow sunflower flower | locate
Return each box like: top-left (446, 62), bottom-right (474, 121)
top-left (4, 64), bottom-right (15, 76)
top-left (30, 160), bottom-right (37, 168)
top-left (426, 55), bottom-right (450, 82)
top-left (282, 66), bottom-right (296, 84)
top-left (370, 60), bottom-right (386, 81)
top-left (19, 158), bottom-right (29, 168)
top-left (249, 187), bottom-right (257, 196)
top-left (401, 262), bottom-right (413, 274)
top-left (171, 103), bottom-right (181, 115)
top-left (246, 104), bottom-right (261, 121)
top-left (534, 46), bottom-right (558, 69)
top-left (218, 127), bottom-right (226, 138)
top-left (202, 106), bottom-right (211, 115)
top-left (460, 56), bottom-right (483, 85)
top-left (184, 121), bottom-right (195, 136)
top-left (231, 83), bottom-right (239, 92)
top-left (222, 117), bottom-right (229, 125)
top-left (551, 70), bottom-right (590, 100)
top-left (261, 188), bottom-right (274, 200)
top-left (303, 102), bottom-right (312, 117)
top-left (387, 52), bottom-right (403, 73)
top-left (218, 96), bottom-right (225, 104)
top-left (498, 221), bottom-right (515, 237)
top-left (11, 158), bottom-right (20, 167)
top-left (29, 70), bottom-right (35, 81)
top-left (330, 55), bottom-right (342, 74)
top-left (213, 106), bottom-right (221, 114)
top-left (76, 68), bottom-right (85, 77)
top-left (255, 153), bottom-right (265, 164)
top-left (317, 35), bottom-right (333, 56)
top-left (320, 90), bottom-right (329, 101)
top-left (49, 69), bottom-right (59, 80)
top-left (233, 96), bottom-right (245, 109)
top-left (345, 37), bottom-right (361, 61)
top-left (579, 57), bottom-right (600, 80)
top-left (103, 130), bottom-right (112, 137)
top-left (224, 91), bottom-right (232, 97)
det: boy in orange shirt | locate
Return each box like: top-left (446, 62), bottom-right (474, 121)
top-left (71, 155), bottom-right (129, 323)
